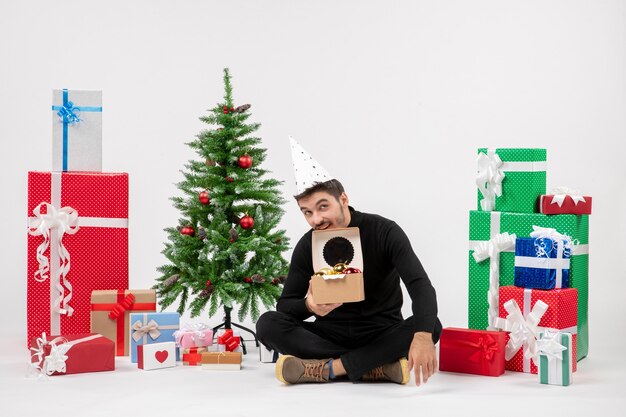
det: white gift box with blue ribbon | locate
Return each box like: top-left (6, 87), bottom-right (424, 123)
top-left (52, 89), bottom-right (102, 172)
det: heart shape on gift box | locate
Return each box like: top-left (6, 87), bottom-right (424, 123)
top-left (155, 350), bottom-right (169, 363)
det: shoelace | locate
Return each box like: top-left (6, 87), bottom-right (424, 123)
top-left (367, 366), bottom-right (386, 380)
top-left (303, 361), bottom-right (326, 381)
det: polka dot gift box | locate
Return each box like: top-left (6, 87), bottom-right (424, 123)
top-left (496, 286), bottom-right (578, 374)
top-left (27, 171), bottom-right (129, 346)
top-left (476, 148), bottom-right (546, 214)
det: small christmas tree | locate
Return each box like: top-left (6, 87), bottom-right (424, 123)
top-left (154, 68), bottom-right (290, 323)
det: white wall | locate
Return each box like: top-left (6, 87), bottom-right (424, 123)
top-left (1, 0), bottom-right (624, 345)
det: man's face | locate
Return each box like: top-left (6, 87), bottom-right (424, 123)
top-left (297, 191), bottom-right (350, 230)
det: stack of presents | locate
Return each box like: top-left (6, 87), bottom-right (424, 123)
top-left (27, 89), bottom-right (245, 377)
top-left (440, 148), bottom-right (592, 386)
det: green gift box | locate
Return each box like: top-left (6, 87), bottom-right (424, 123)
top-left (477, 148), bottom-right (546, 213)
top-left (468, 210), bottom-right (589, 361)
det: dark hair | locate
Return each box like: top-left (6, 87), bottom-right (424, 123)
top-left (294, 179), bottom-right (345, 202)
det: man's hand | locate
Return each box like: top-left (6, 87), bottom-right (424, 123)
top-left (305, 282), bottom-right (342, 317)
top-left (407, 332), bottom-right (437, 386)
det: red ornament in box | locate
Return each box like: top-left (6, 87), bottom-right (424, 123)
top-left (239, 215), bottom-right (254, 229)
top-left (27, 172), bottom-right (129, 346)
top-left (497, 286), bottom-right (578, 374)
top-left (439, 328), bottom-right (507, 376)
top-left (29, 333), bottom-right (115, 376)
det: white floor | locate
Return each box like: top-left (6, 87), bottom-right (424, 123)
top-left (1, 332), bottom-right (624, 417)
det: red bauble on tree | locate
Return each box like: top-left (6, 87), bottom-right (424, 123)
top-left (238, 154), bottom-right (253, 169)
top-left (198, 191), bottom-right (210, 205)
top-left (225, 176), bottom-right (234, 183)
top-left (245, 277), bottom-right (252, 283)
top-left (239, 214), bottom-right (254, 229)
top-left (181, 225), bottom-right (195, 237)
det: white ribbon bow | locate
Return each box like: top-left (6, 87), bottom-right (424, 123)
top-left (472, 232), bottom-right (517, 329)
top-left (549, 186), bottom-right (586, 207)
top-left (536, 330), bottom-right (567, 361)
top-left (476, 150), bottom-right (505, 211)
top-left (529, 225), bottom-right (574, 264)
top-left (28, 202), bottom-right (79, 316)
top-left (131, 319), bottom-right (161, 342)
top-left (494, 298), bottom-right (548, 364)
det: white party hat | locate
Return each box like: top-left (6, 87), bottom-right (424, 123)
top-left (289, 136), bottom-right (332, 194)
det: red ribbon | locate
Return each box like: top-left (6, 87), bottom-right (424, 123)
top-left (453, 335), bottom-right (499, 366)
top-left (217, 329), bottom-right (240, 352)
top-left (183, 347), bottom-right (204, 366)
top-left (90, 290), bottom-right (157, 356)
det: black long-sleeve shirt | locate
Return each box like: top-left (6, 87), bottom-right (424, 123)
top-left (276, 207), bottom-right (438, 333)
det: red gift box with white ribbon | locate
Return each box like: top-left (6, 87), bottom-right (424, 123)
top-left (27, 171), bottom-right (129, 345)
top-left (539, 187), bottom-right (592, 215)
top-left (496, 286), bottom-right (578, 374)
top-left (29, 333), bottom-right (115, 376)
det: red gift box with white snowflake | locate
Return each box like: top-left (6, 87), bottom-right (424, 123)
top-left (497, 286), bottom-right (578, 374)
top-left (27, 171), bottom-right (129, 345)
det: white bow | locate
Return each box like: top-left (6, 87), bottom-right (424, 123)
top-left (536, 330), bottom-right (567, 361)
top-left (30, 333), bottom-right (70, 376)
top-left (131, 319), bottom-right (161, 342)
top-left (476, 150), bottom-right (505, 211)
top-left (472, 232), bottom-right (517, 329)
top-left (549, 186), bottom-right (586, 207)
top-left (28, 202), bottom-right (79, 316)
top-left (494, 298), bottom-right (548, 364)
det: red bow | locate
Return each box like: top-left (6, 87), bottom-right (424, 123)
top-left (217, 329), bottom-right (240, 352)
top-left (465, 335), bottom-right (499, 364)
top-left (108, 293), bottom-right (136, 320)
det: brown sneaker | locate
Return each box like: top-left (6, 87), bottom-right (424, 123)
top-left (361, 358), bottom-right (410, 384)
top-left (275, 355), bottom-right (331, 384)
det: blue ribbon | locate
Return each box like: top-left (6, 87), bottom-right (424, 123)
top-left (51, 89), bottom-right (102, 171)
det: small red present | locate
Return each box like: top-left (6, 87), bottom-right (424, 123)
top-left (496, 286), bottom-right (578, 374)
top-left (439, 328), bottom-right (507, 376)
top-left (539, 188), bottom-right (592, 215)
top-left (29, 333), bottom-right (115, 376)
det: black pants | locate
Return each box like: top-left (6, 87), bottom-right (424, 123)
top-left (256, 311), bottom-right (442, 382)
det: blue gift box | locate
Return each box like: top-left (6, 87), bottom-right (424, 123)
top-left (129, 312), bottom-right (180, 363)
top-left (514, 237), bottom-right (571, 289)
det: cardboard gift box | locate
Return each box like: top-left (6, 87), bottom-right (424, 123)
top-left (514, 234), bottom-right (571, 290)
top-left (91, 289), bottom-right (157, 356)
top-left (201, 351), bottom-right (242, 370)
top-left (468, 210), bottom-right (589, 361)
top-left (310, 227), bottom-right (365, 304)
top-left (30, 333), bottom-right (114, 376)
top-left (538, 331), bottom-right (573, 386)
top-left (52, 89), bottom-right (102, 172)
top-left (129, 312), bottom-right (180, 363)
top-left (27, 171), bottom-right (129, 345)
top-left (439, 328), bottom-right (507, 376)
top-left (182, 347), bottom-right (208, 366)
top-left (476, 148), bottom-right (546, 213)
top-left (138, 342), bottom-right (177, 370)
top-left (496, 286), bottom-right (578, 374)
top-left (540, 192), bottom-right (592, 215)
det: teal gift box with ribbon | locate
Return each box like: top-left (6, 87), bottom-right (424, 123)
top-left (129, 312), bottom-right (180, 363)
top-left (52, 89), bottom-right (102, 172)
top-left (538, 331), bottom-right (573, 386)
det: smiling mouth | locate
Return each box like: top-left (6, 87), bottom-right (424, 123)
top-left (316, 223), bottom-right (331, 230)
